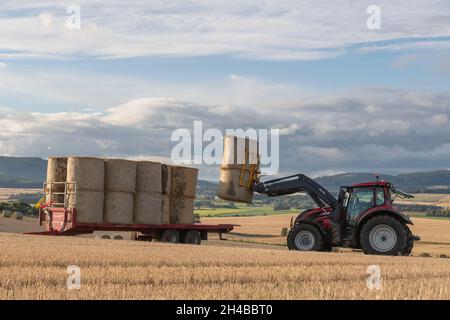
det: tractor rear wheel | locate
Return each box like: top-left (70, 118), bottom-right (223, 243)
top-left (360, 215), bottom-right (411, 255)
top-left (403, 226), bottom-right (414, 256)
top-left (287, 224), bottom-right (324, 251)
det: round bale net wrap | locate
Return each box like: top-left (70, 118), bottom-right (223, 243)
top-left (134, 162), bottom-right (163, 224)
top-left (218, 136), bottom-right (259, 203)
top-left (66, 157), bottom-right (105, 223)
top-left (104, 192), bottom-right (134, 224)
top-left (168, 166), bottom-right (198, 224)
top-left (104, 159), bottom-right (137, 224)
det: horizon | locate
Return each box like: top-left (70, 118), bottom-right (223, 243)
top-left (1, 155), bottom-right (450, 181)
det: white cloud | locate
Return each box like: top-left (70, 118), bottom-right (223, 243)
top-left (229, 74), bottom-right (247, 81)
top-left (1, 88), bottom-right (450, 178)
top-left (38, 13), bottom-right (53, 27)
top-left (279, 123), bottom-right (301, 135)
top-left (359, 41), bottom-right (450, 54)
top-left (431, 114), bottom-right (448, 126)
top-left (0, 65), bottom-right (312, 111)
top-left (310, 170), bottom-right (347, 179)
top-left (0, 1), bottom-right (448, 60)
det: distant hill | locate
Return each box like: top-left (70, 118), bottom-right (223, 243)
top-left (0, 157), bottom-right (47, 188)
top-left (199, 170), bottom-right (450, 195)
top-left (0, 156), bottom-right (449, 193)
top-left (315, 170), bottom-right (450, 193)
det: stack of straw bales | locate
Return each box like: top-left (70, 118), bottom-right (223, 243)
top-left (46, 157), bottom-right (198, 225)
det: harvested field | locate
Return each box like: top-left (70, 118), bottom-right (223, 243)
top-left (0, 188), bottom-right (41, 201)
top-left (396, 193), bottom-right (450, 208)
top-left (0, 215), bottom-right (44, 234)
top-left (0, 232), bottom-right (449, 300)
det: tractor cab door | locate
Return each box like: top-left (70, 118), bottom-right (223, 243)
top-left (331, 187), bottom-right (351, 244)
top-left (333, 185), bottom-right (388, 245)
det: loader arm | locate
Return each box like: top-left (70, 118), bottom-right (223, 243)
top-left (254, 174), bottom-right (338, 209)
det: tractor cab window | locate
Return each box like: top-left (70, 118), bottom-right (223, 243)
top-left (375, 187), bottom-right (385, 206)
top-left (347, 188), bottom-right (375, 221)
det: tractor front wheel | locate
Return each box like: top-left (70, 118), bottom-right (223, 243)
top-left (360, 215), bottom-right (411, 256)
top-left (287, 224), bottom-right (324, 251)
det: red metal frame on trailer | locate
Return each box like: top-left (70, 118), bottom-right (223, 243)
top-left (24, 207), bottom-right (236, 237)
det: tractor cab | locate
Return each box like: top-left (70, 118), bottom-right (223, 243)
top-left (337, 180), bottom-right (414, 226)
top-left (339, 181), bottom-right (392, 226)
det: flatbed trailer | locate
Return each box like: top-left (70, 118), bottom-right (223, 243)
top-left (26, 206), bottom-right (235, 245)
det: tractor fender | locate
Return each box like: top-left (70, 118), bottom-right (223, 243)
top-left (355, 207), bottom-right (413, 228)
top-left (296, 208), bottom-right (315, 220)
top-left (293, 219), bottom-right (330, 239)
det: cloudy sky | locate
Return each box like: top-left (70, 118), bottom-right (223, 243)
top-left (0, 1), bottom-right (449, 179)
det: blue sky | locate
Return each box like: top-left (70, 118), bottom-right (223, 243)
top-left (0, 1), bottom-right (449, 179)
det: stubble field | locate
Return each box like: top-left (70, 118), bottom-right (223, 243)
top-left (0, 231), bottom-right (449, 300)
top-left (1, 190), bottom-right (450, 300)
top-left (203, 214), bottom-right (450, 256)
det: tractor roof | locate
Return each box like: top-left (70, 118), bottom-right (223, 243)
top-left (350, 181), bottom-right (390, 188)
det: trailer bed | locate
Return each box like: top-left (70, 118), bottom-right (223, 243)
top-left (26, 207), bottom-right (235, 244)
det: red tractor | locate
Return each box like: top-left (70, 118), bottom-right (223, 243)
top-left (254, 174), bottom-right (420, 255)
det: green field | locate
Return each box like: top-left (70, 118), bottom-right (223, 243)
top-left (195, 204), bottom-right (299, 217)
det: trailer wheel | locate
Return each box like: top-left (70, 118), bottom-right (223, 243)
top-left (101, 234), bottom-right (111, 240)
top-left (184, 230), bottom-right (201, 245)
top-left (113, 235), bottom-right (123, 240)
top-left (161, 229), bottom-right (180, 243)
